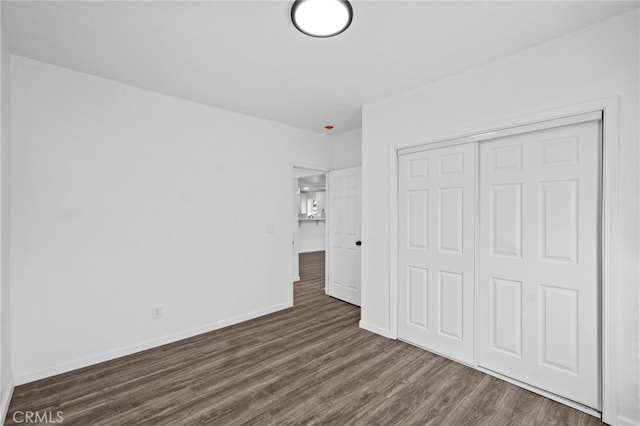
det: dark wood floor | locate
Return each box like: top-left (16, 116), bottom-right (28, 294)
top-left (6, 251), bottom-right (603, 425)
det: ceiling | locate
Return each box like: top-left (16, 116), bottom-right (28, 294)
top-left (3, 1), bottom-right (638, 135)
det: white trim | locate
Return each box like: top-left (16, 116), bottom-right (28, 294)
top-left (324, 171), bottom-right (330, 294)
top-left (388, 145), bottom-right (399, 338)
top-left (398, 110), bottom-right (602, 156)
top-left (14, 302), bottom-right (292, 385)
top-left (472, 141), bottom-right (480, 368)
top-left (292, 164), bottom-right (328, 176)
top-left (291, 173), bottom-right (299, 286)
top-left (386, 96), bottom-right (620, 422)
top-left (477, 367), bottom-right (601, 419)
top-left (599, 99), bottom-right (619, 426)
top-left (293, 276), bottom-right (301, 282)
top-left (0, 378), bottom-right (14, 425)
top-left (359, 320), bottom-right (394, 339)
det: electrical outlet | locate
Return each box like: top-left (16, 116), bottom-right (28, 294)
top-left (152, 305), bottom-right (163, 319)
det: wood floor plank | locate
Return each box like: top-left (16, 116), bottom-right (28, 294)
top-left (5, 251), bottom-right (603, 425)
top-left (440, 375), bottom-right (511, 426)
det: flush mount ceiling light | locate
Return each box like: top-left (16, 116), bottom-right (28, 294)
top-left (291, 0), bottom-right (353, 38)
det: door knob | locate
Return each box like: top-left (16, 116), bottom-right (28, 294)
top-left (355, 240), bottom-right (362, 246)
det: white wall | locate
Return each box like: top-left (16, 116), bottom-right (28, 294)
top-left (297, 221), bottom-right (325, 253)
top-left (0, 5), bottom-right (13, 421)
top-left (10, 55), bottom-right (332, 383)
top-left (361, 10), bottom-right (639, 425)
top-left (331, 128), bottom-right (362, 170)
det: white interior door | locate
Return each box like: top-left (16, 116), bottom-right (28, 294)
top-left (327, 167), bottom-right (361, 306)
top-left (398, 143), bottom-right (475, 364)
top-left (477, 119), bottom-right (601, 409)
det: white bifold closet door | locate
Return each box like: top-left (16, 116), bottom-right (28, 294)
top-left (477, 119), bottom-right (601, 410)
top-left (398, 143), bottom-right (475, 364)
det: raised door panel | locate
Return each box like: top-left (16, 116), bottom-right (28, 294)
top-left (539, 180), bottom-right (578, 262)
top-left (407, 267), bottom-right (429, 330)
top-left (408, 190), bottom-right (429, 250)
top-left (491, 278), bottom-right (522, 357)
top-left (492, 144), bottom-right (522, 171)
top-left (409, 158), bottom-right (429, 179)
top-left (438, 271), bottom-right (463, 340)
top-left (490, 184), bottom-right (522, 258)
top-left (331, 246), bottom-right (344, 287)
top-left (541, 137), bottom-right (578, 167)
top-left (539, 285), bottom-right (579, 374)
top-left (330, 195), bottom-right (344, 235)
top-left (346, 194), bottom-right (358, 236)
top-left (344, 247), bottom-right (359, 291)
top-left (439, 188), bottom-right (463, 253)
top-left (440, 152), bottom-right (464, 176)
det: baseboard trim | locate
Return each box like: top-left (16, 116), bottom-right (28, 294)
top-left (359, 321), bottom-right (394, 339)
top-left (293, 276), bottom-right (301, 282)
top-left (1, 378), bottom-right (15, 424)
top-left (15, 302), bottom-right (292, 385)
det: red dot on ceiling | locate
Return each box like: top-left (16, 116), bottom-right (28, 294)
top-left (325, 125), bottom-right (334, 130)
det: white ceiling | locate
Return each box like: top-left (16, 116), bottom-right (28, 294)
top-left (3, 1), bottom-right (638, 134)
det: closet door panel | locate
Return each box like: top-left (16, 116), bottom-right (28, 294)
top-left (398, 143), bottom-right (475, 364)
top-left (477, 120), bottom-right (601, 410)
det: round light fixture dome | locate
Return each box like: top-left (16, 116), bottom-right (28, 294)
top-left (291, 0), bottom-right (353, 38)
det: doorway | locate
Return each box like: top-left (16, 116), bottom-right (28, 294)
top-left (291, 166), bottom-right (363, 307)
top-left (292, 167), bottom-right (327, 284)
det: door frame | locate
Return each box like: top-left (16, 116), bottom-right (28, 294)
top-left (387, 97), bottom-right (619, 423)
